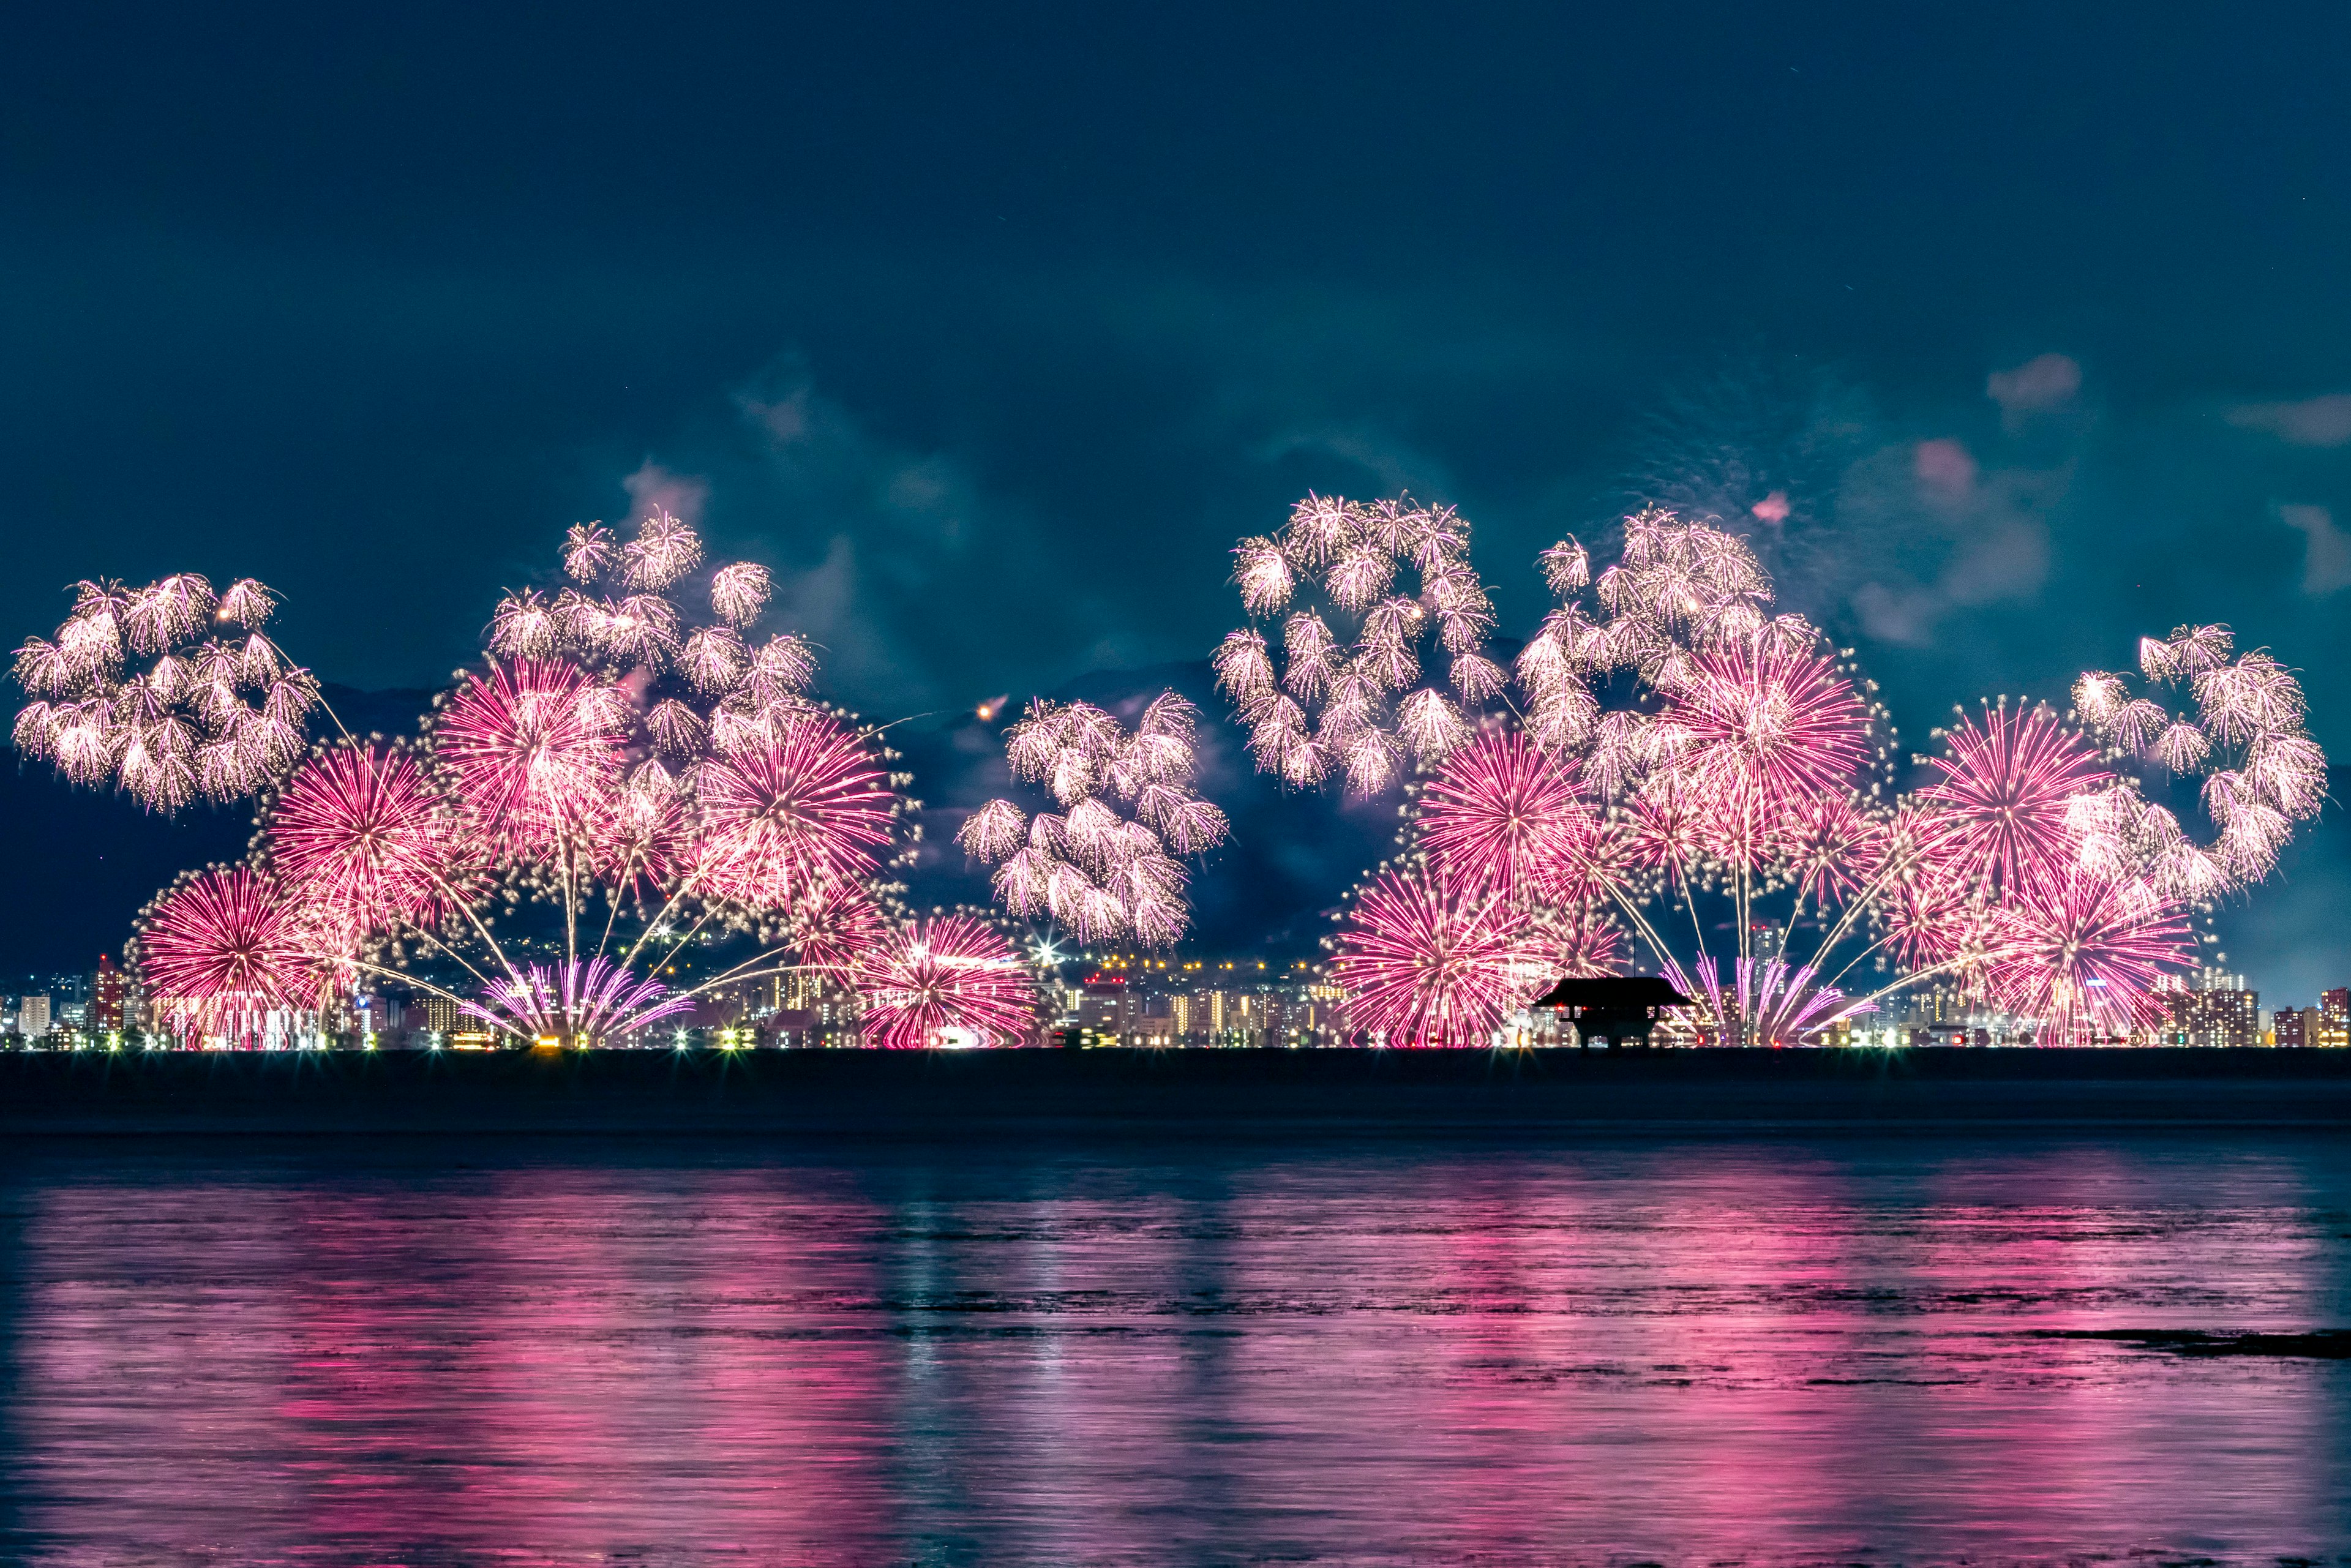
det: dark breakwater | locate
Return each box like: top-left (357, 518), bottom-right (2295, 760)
top-left (4, 1046), bottom-right (2350, 1134)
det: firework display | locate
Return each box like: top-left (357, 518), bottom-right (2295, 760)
top-left (17, 511), bottom-right (1036, 1048)
top-left (852, 913), bottom-right (1037, 1048)
top-left (1326, 867), bottom-right (1547, 1046)
top-left (1217, 495), bottom-right (1506, 795)
top-left (10, 478), bottom-right (2328, 1053)
top-left (13, 574), bottom-right (319, 812)
top-left (957, 692), bottom-right (1228, 946)
top-left (1297, 497), bottom-right (2320, 1046)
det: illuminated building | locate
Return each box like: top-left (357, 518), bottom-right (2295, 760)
top-left (91, 956), bottom-right (126, 1030)
top-left (2156, 970), bottom-right (2260, 1048)
top-left (2321, 989), bottom-right (2351, 1049)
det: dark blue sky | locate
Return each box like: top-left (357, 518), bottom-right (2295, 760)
top-left (4, 4), bottom-right (2348, 996)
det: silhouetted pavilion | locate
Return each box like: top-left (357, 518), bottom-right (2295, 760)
top-left (1530, 975), bottom-right (1694, 1048)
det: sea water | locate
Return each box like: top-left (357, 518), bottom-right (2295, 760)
top-left (1, 1131), bottom-right (2346, 1564)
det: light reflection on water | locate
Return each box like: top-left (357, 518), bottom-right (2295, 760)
top-left (1, 1134), bottom-right (2347, 1564)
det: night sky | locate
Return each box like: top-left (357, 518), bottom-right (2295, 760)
top-left (4, 6), bottom-right (2347, 998)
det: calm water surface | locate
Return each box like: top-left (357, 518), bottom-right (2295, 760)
top-left (2, 1132), bottom-right (2348, 1565)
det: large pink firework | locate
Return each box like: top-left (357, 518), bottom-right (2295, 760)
top-left (1329, 868), bottom-right (1546, 1046)
top-left (1417, 727), bottom-right (1595, 900)
top-left (267, 745), bottom-right (459, 940)
top-left (1918, 703), bottom-right (2105, 897)
top-left (694, 711), bottom-right (897, 910)
top-left (1662, 640), bottom-right (1870, 849)
top-left (1989, 870), bottom-right (2194, 1042)
top-left (434, 658), bottom-right (624, 859)
top-left (853, 914), bottom-right (1037, 1048)
top-left (135, 867), bottom-right (321, 1037)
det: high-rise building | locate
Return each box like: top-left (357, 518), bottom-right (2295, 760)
top-left (91, 956), bottom-right (126, 1031)
top-left (423, 995), bottom-right (462, 1035)
top-left (2320, 989), bottom-right (2351, 1049)
top-left (2275, 1007), bottom-right (2317, 1048)
top-left (1076, 977), bottom-right (1133, 1034)
top-left (2159, 971), bottom-right (2260, 1048)
top-left (18, 995), bottom-right (51, 1037)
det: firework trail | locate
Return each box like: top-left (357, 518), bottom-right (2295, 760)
top-left (958, 692), bottom-right (1227, 947)
top-left (1215, 495), bottom-right (1506, 794)
top-left (853, 913), bottom-right (1037, 1048)
top-left (1662, 955), bottom-right (1874, 1045)
top-left (13, 574), bottom-right (318, 811)
top-left (462, 956), bottom-right (695, 1045)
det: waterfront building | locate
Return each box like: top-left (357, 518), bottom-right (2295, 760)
top-left (2320, 989), bottom-right (2351, 1049)
top-left (91, 956), bottom-right (126, 1031)
top-left (2275, 1007), bottom-right (2317, 1048)
top-left (2157, 970), bottom-right (2261, 1048)
top-left (1076, 976), bottom-right (1134, 1034)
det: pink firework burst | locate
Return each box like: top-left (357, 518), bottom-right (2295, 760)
top-left (1662, 640), bottom-right (1869, 845)
top-left (1527, 899), bottom-right (1625, 978)
top-left (1919, 703), bottom-right (2107, 896)
top-left (268, 745), bottom-right (462, 940)
top-left (1330, 868), bottom-right (1546, 1046)
top-left (136, 866), bottom-right (321, 1035)
top-left (694, 712), bottom-right (896, 910)
top-left (585, 762), bottom-right (697, 898)
top-left (1772, 793), bottom-right (1886, 909)
top-left (792, 877), bottom-right (891, 979)
top-left (854, 914), bottom-right (1037, 1048)
top-left (435, 658), bottom-right (624, 858)
top-left (1418, 727), bottom-right (1595, 899)
top-left (1989, 869), bottom-right (2192, 1042)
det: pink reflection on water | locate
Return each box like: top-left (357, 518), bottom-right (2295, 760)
top-left (7, 1138), bottom-right (2351, 1562)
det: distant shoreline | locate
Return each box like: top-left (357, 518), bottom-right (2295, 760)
top-left (4, 1047), bottom-right (2350, 1136)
